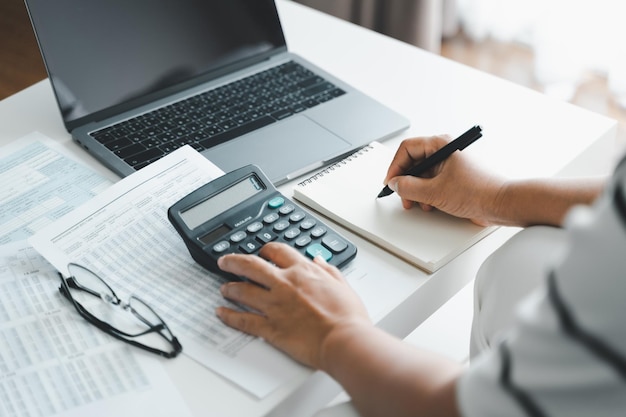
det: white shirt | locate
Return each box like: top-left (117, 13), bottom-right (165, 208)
top-left (458, 158), bottom-right (626, 417)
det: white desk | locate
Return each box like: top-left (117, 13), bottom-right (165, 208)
top-left (0, 1), bottom-right (618, 416)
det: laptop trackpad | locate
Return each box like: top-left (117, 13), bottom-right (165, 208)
top-left (204, 116), bottom-right (351, 183)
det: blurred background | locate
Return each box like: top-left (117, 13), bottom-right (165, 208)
top-left (2, 0), bottom-right (624, 145)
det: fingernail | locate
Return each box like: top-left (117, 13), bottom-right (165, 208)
top-left (220, 283), bottom-right (229, 295)
top-left (388, 178), bottom-right (398, 192)
top-left (314, 254), bottom-right (327, 264)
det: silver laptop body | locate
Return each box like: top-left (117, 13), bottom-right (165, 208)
top-left (25, 0), bottom-right (409, 184)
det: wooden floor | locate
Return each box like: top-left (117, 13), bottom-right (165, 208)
top-left (1, 0), bottom-right (624, 146)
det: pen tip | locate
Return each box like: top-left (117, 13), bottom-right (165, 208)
top-left (377, 186), bottom-right (393, 198)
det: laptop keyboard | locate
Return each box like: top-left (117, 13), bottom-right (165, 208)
top-left (90, 61), bottom-right (346, 170)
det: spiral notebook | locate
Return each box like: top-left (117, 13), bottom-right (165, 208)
top-left (293, 141), bottom-right (497, 273)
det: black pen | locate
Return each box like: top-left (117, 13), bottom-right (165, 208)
top-left (377, 125), bottom-right (483, 198)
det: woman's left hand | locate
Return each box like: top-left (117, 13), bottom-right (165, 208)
top-left (216, 242), bottom-right (370, 369)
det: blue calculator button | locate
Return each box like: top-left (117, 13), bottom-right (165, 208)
top-left (268, 196), bottom-right (284, 209)
top-left (305, 243), bottom-right (332, 262)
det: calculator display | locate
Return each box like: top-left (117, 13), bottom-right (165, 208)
top-left (179, 175), bottom-right (264, 229)
top-left (198, 224), bottom-right (231, 246)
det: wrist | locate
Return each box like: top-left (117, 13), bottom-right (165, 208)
top-left (487, 179), bottom-right (519, 226)
top-left (468, 176), bottom-right (511, 227)
top-left (318, 319), bottom-right (373, 374)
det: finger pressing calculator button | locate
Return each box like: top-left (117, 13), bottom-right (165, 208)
top-left (268, 196), bottom-right (285, 209)
top-left (305, 243), bottom-right (332, 262)
top-left (213, 241), bottom-right (231, 253)
top-left (230, 231), bottom-right (247, 243)
top-left (310, 226), bottom-right (327, 238)
top-left (322, 234), bottom-right (348, 253)
top-left (247, 221), bottom-right (263, 233)
top-left (284, 228), bottom-right (301, 240)
top-left (240, 240), bottom-right (261, 254)
top-left (256, 231), bottom-right (277, 244)
top-left (295, 235), bottom-right (312, 248)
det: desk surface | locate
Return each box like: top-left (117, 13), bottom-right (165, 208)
top-left (0, 1), bottom-right (618, 416)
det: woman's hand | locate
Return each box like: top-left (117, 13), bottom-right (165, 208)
top-left (384, 135), bottom-right (506, 226)
top-left (384, 135), bottom-right (605, 227)
top-left (216, 242), bottom-right (370, 369)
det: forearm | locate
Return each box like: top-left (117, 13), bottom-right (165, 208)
top-left (320, 323), bottom-right (463, 417)
top-left (489, 177), bottom-right (605, 227)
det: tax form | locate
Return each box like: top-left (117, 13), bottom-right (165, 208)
top-left (0, 241), bottom-right (192, 417)
top-left (0, 132), bottom-right (111, 244)
top-left (29, 146), bottom-right (308, 398)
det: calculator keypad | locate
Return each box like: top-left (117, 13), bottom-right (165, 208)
top-left (206, 195), bottom-right (352, 265)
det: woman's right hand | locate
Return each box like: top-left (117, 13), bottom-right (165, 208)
top-left (383, 135), bottom-right (507, 226)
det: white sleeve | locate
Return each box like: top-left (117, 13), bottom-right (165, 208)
top-left (458, 160), bottom-right (626, 417)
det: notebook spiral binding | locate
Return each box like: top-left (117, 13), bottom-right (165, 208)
top-left (297, 144), bottom-right (376, 186)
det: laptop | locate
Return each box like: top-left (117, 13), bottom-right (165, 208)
top-left (25, 0), bottom-right (409, 184)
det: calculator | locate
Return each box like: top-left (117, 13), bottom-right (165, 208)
top-left (168, 164), bottom-right (357, 280)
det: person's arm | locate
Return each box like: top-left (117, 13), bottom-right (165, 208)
top-left (384, 135), bottom-right (605, 227)
top-left (319, 321), bottom-right (462, 417)
top-left (488, 177), bottom-right (604, 227)
top-left (216, 243), bottom-right (463, 417)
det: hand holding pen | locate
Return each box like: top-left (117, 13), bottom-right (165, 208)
top-left (377, 125), bottom-right (483, 198)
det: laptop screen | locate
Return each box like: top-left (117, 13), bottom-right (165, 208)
top-left (26, 0), bottom-right (285, 126)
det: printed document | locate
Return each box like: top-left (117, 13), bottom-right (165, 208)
top-left (29, 146), bottom-right (307, 398)
top-left (0, 241), bottom-right (191, 417)
top-left (0, 132), bottom-right (111, 244)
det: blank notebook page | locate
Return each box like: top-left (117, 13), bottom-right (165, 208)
top-left (293, 141), bottom-right (496, 272)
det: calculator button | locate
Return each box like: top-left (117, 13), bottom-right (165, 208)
top-left (295, 235), bottom-right (312, 248)
top-left (284, 228), bottom-right (301, 240)
top-left (263, 212), bottom-right (280, 224)
top-left (268, 196), bottom-right (285, 209)
top-left (305, 243), bottom-right (332, 262)
top-left (310, 226), bottom-right (327, 238)
top-left (256, 231), bottom-right (277, 244)
top-left (212, 241), bottom-right (231, 253)
top-left (230, 231), bottom-right (247, 243)
top-left (300, 218), bottom-right (316, 230)
top-left (240, 240), bottom-right (261, 254)
top-left (279, 204), bottom-right (295, 215)
top-left (289, 211), bottom-right (306, 222)
top-left (246, 221), bottom-right (263, 233)
top-left (322, 234), bottom-right (348, 253)
top-left (273, 219), bottom-right (290, 232)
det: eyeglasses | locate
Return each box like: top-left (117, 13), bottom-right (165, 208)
top-left (58, 263), bottom-right (182, 359)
